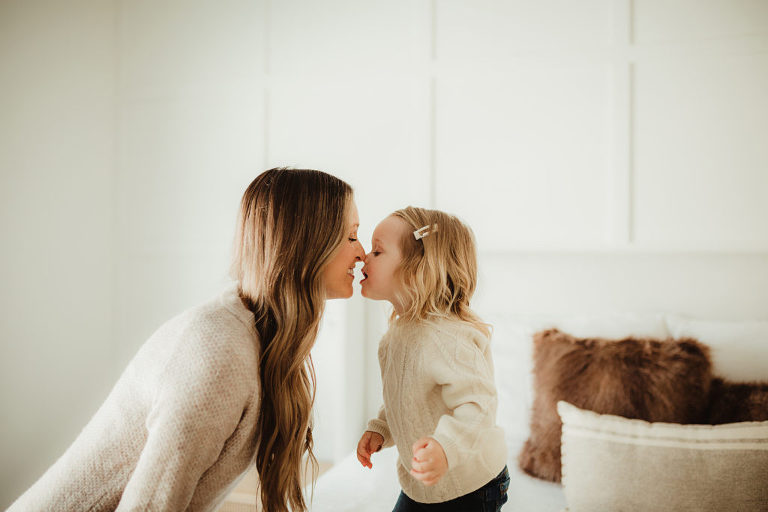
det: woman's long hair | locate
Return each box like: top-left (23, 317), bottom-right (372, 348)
top-left (390, 206), bottom-right (490, 338)
top-left (230, 168), bottom-right (352, 512)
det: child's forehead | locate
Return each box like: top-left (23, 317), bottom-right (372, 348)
top-left (372, 216), bottom-right (409, 242)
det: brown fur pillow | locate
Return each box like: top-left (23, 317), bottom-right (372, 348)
top-left (706, 377), bottom-right (768, 424)
top-left (519, 328), bottom-right (712, 482)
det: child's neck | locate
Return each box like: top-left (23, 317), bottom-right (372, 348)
top-left (389, 297), bottom-right (406, 317)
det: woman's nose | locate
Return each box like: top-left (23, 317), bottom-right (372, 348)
top-left (354, 242), bottom-right (366, 261)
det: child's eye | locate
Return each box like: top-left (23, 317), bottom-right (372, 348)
top-left (348, 237), bottom-right (358, 242)
top-left (372, 251), bottom-right (381, 256)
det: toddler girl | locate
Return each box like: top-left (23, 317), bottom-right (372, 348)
top-left (355, 206), bottom-right (509, 511)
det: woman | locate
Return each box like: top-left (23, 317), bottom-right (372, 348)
top-left (8, 168), bottom-right (366, 512)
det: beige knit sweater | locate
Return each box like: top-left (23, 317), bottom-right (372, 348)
top-left (366, 316), bottom-right (507, 503)
top-left (8, 284), bottom-right (262, 512)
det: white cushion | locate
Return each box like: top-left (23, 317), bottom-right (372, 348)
top-left (558, 401), bottom-right (768, 512)
top-left (666, 315), bottom-right (768, 381)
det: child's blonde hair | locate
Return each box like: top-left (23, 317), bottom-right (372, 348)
top-left (390, 206), bottom-right (490, 337)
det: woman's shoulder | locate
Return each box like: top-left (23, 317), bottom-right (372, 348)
top-left (148, 284), bottom-right (260, 368)
top-left (180, 282), bottom-right (252, 326)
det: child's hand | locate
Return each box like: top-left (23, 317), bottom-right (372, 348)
top-left (410, 437), bottom-right (448, 486)
top-left (356, 431), bottom-right (384, 469)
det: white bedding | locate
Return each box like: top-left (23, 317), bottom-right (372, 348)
top-left (307, 436), bottom-right (566, 512)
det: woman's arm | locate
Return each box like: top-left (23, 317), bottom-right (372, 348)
top-left (117, 329), bottom-right (252, 511)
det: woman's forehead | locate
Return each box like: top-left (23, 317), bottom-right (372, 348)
top-left (347, 201), bottom-right (360, 227)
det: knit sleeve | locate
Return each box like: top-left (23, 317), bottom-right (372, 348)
top-left (117, 327), bottom-right (252, 511)
top-left (366, 404), bottom-right (395, 448)
top-left (423, 329), bottom-right (503, 471)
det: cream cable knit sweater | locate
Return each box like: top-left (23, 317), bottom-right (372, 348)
top-left (366, 317), bottom-right (507, 504)
top-left (8, 284), bottom-right (261, 512)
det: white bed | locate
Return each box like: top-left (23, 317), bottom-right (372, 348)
top-left (306, 311), bottom-right (672, 512)
top-left (306, 436), bottom-right (566, 512)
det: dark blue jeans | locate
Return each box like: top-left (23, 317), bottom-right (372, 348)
top-left (392, 466), bottom-right (510, 512)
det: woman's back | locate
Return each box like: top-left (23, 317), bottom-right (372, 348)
top-left (8, 284), bottom-right (262, 512)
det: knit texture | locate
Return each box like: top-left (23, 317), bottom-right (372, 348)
top-left (8, 283), bottom-right (261, 512)
top-left (366, 317), bottom-right (507, 504)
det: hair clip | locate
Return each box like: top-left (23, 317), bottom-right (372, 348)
top-left (413, 224), bottom-right (438, 240)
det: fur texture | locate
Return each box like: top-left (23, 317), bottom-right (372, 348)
top-left (706, 377), bottom-right (768, 424)
top-left (519, 328), bottom-right (713, 483)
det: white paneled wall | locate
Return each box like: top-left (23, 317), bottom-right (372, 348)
top-left (633, 0), bottom-right (768, 43)
top-left (630, 1), bottom-right (768, 251)
top-left (436, 1), bottom-right (616, 251)
top-left (2, 0), bottom-right (767, 508)
top-left (266, 0), bottom-right (433, 228)
top-left (634, 55), bottom-right (768, 249)
top-left (437, 0), bottom-right (768, 252)
top-left (438, 0), bottom-right (615, 60)
top-left (114, 0), bottom-right (267, 368)
top-left (267, 76), bottom-right (432, 224)
top-left (436, 66), bottom-right (613, 249)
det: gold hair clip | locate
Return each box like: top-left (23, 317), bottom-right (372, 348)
top-left (413, 224), bottom-right (438, 240)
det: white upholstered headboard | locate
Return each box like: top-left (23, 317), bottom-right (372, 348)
top-left (473, 252), bottom-right (768, 321)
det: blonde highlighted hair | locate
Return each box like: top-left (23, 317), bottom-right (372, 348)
top-left (230, 168), bottom-right (353, 512)
top-left (390, 206), bottom-right (490, 337)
